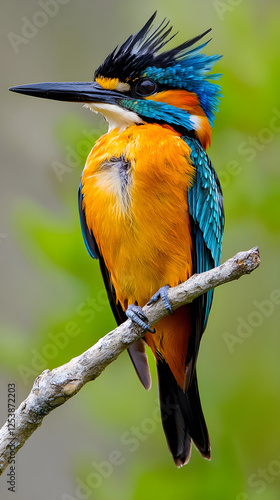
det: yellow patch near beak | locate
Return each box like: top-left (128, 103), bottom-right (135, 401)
top-left (96, 76), bottom-right (131, 92)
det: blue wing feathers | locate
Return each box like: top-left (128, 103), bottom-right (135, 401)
top-left (184, 136), bottom-right (224, 330)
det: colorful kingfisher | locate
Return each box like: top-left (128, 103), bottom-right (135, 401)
top-left (10, 12), bottom-right (224, 467)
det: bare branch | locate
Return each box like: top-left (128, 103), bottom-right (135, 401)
top-left (0, 246), bottom-right (260, 475)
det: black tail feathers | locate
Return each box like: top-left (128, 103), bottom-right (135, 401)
top-left (157, 359), bottom-right (210, 467)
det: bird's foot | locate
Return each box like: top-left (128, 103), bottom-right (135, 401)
top-left (126, 304), bottom-right (155, 333)
top-left (147, 285), bottom-right (173, 315)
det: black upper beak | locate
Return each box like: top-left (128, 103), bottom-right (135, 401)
top-left (9, 81), bottom-right (126, 104)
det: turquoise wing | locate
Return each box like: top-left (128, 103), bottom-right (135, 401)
top-left (185, 136), bottom-right (224, 327)
top-left (183, 136), bottom-right (224, 384)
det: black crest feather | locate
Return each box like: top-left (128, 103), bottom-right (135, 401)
top-left (95, 12), bottom-right (211, 81)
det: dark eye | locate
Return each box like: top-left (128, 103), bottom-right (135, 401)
top-left (133, 78), bottom-right (157, 97)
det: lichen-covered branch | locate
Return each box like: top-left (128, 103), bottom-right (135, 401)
top-left (0, 246), bottom-right (260, 475)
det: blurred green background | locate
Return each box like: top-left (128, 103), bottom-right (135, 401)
top-left (1, 0), bottom-right (280, 499)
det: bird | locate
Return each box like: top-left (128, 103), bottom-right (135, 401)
top-left (10, 12), bottom-right (224, 467)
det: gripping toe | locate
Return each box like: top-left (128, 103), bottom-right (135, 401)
top-left (148, 285), bottom-right (173, 315)
top-left (126, 304), bottom-right (155, 333)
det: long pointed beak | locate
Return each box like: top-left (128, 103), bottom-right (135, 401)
top-left (9, 81), bottom-right (126, 104)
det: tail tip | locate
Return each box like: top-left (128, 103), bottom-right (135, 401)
top-left (173, 447), bottom-right (192, 468)
top-left (173, 443), bottom-right (211, 468)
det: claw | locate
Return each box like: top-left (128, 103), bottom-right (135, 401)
top-left (147, 285), bottom-right (173, 315)
top-left (126, 304), bottom-right (155, 333)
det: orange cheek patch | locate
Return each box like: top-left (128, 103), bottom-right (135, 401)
top-left (147, 90), bottom-right (200, 111)
top-left (147, 90), bottom-right (212, 150)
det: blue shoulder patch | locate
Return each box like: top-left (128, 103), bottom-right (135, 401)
top-left (78, 181), bottom-right (99, 260)
top-left (184, 136), bottom-right (224, 329)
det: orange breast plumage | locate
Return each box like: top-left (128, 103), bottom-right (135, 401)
top-left (81, 123), bottom-right (195, 308)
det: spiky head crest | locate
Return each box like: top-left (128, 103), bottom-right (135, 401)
top-left (95, 12), bottom-right (222, 126)
top-left (96, 12), bottom-right (210, 80)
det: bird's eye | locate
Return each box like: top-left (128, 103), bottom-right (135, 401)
top-left (133, 78), bottom-right (157, 97)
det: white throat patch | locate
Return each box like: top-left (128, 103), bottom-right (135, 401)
top-left (84, 102), bottom-right (143, 132)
